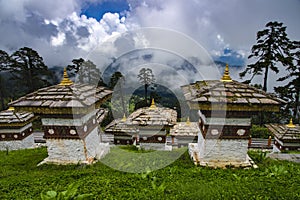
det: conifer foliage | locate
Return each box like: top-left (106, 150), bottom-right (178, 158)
top-left (240, 21), bottom-right (293, 92)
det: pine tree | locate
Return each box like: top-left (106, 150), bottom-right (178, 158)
top-left (109, 71), bottom-right (126, 115)
top-left (275, 40), bottom-right (300, 122)
top-left (10, 47), bottom-right (52, 95)
top-left (137, 68), bottom-right (155, 105)
top-left (66, 58), bottom-right (84, 79)
top-left (0, 50), bottom-right (12, 110)
top-left (240, 21), bottom-right (293, 91)
top-left (67, 59), bottom-right (104, 86)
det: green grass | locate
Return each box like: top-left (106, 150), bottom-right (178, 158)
top-left (281, 150), bottom-right (300, 154)
top-left (0, 147), bottom-right (300, 199)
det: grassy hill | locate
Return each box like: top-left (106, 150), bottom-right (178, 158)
top-left (0, 147), bottom-right (299, 199)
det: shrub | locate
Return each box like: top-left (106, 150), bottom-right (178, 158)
top-left (250, 125), bottom-right (271, 139)
top-left (248, 150), bottom-right (267, 164)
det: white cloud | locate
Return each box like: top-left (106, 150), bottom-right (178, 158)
top-left (127, 0), bottom-right (300, 55)
top-left (51, 32), bottom-right (66, 46)
top-left (0, 0), bottom-right (299, 83)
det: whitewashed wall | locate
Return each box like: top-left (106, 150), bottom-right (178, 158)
top-left (140, 143), bottom-right (168, 151)
top-left (44, 127), bottom-right (110, 164)
top-left (0, 134), bottom-right (35, 151)
top-left (201, 139), bottom-right (248, 163)
top-left (85, 127), bottom-right (110, 160)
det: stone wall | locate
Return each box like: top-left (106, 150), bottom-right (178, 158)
top-left (140, 143), bottom-right (168, 151)
top-left (45, 138), bottom-right (86, 163)
top-left (0, 134), bottom-right (35, 151)
top-left (43, 127), bottom-right (110, 164)
top-left (84, 127), bottom-right (110, 160)
top-left (201, 139), bottom-right (248, 163)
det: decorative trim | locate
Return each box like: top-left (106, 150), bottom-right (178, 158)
top-left (139, 135), bottom-right (166, 143)
top-left (203, 125), bottom-right (250, 139)
top-left (43, 115), bottom-right (98, 139)
top-left (0, 127), bottom-right (33, 141)
top-left (188, 102), bottom-right (280, 112)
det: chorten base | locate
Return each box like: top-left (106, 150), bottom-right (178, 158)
top-left (188, 143), bottom-right (254, 168)
top-left (39, 129), bottom-right (110, 165)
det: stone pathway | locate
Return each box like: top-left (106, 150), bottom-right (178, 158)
top-left (268, 153), bottom-right (300, 163)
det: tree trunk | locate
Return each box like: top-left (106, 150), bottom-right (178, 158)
top-left (120, 84), bottom-right (126, 115)
top-left (263, 65), bottom-right (269, 92)
top-left (27, 58), bottom-right (34, 93)
top-left (145, 83), bottom-right (148, 105)
top-left (0, 75), bottom-right (5, 110)
top-left (294, 88), bottom-right (300, 122)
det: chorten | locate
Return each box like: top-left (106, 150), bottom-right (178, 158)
top-left (181, 64), bottom-right (284, 167)
top-left (10, 68), bottom-right (112, 164)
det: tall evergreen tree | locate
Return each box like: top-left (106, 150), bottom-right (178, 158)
top-left (109, 71), bottom-right (126, 115)
top-left (275, 40), bottom-right (300, 122)
top-left (0, 50), bottom-right (12, 70)
top-left (0, 50), bottom-right (12, 110)
top-left (67, 59), bottom-right (104, 86)
top-left (10, 47), bottom-right (52, 94)
top-left (66, 58), bottom-right (84, 78)
top-left (137, 68), bottom-right (155, 105)
top-left (240, 21), bottom-right (293, 91)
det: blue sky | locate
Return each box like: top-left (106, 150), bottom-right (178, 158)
top-left (81, 0), bottom-right (129, 20)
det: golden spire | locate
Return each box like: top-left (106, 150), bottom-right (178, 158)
top-left (221, 64), bottom-right (233, 82)
top-left (8, 99), bottom-right (15, 111)
top-left (286, 118), bottom-right (296, 128)
top-left (186, 117), bottom-right (191, 126)
top-left (8, 106), bottom-right (15, 111)
top-left (149, 98), bottom-right (157, 109)
top-left (121, 113), bottom-right (127, 122)
top-left (59, 68), bottom-right (73, 86)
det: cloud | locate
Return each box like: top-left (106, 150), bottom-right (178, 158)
top-left (127, 0), bottom-right (300, 56)
top-left (0, 0), bottom-right (299, 89)
top-left (0, 0), bottom-right (134, 67)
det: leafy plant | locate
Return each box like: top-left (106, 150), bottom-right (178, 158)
top-left (248, 150), bottom-right (267, 163)
top-left (265, 165), bottom-right (288, 178)
top-left (40, 183), bottom-right (93, 200)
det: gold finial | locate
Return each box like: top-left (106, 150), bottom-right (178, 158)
top-left (59, 68), bottom-right (73, 86)
top-left (149, 98), bottom-right (157, 109)
top-left (8, 99), bottom-right (14, 111)
top-left (221, 64), bottom-right (233, 82)
top-left (186, 117), bottom-right (191, 126)
top-left (287, 118), bottom-right (296, 128)
top-left (8, 106), bottom-right (15, 111)
top-left (121, 113), bottom-right (127, 122)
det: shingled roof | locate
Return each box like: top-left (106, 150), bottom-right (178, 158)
top-left (126, 100), bottom-right (177, 127)
top-left (0, 108), bottom-right (34, 127)
top-left (105, 118), bottom-right (138, 135)
top-left (105, 100), bottom-right (177, 135)
top-left (9, 69), bottom-right (112, 115)
top-left (266, 123), bottom-right (300, 142)
top-left (170, 121), bottom-right (200, 136)
top-left (181, 66), bottom-right (284, 112)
